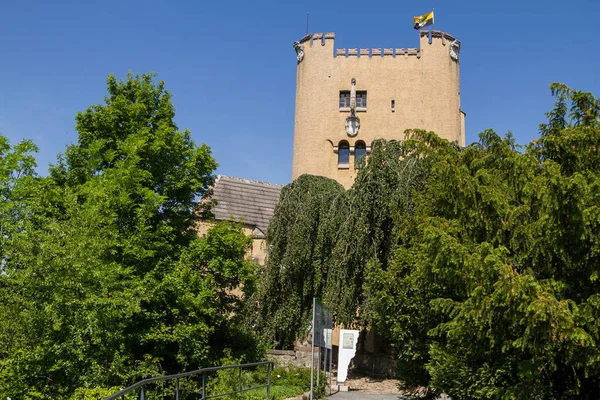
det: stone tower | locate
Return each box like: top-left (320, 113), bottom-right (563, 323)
top-left (292, 30), bottom-right (465, 188)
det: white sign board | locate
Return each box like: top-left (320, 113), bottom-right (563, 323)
top-left (337, 329), bottom-right (359, 384)
top-left (324, 328), bottom-right (332, 349)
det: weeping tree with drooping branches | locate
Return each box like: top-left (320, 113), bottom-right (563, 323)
top-left (250, 130), bottom-right (442, 345)
top-left (250, 174), bottom-right (345, 346)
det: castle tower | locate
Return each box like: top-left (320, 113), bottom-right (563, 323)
top-left (292, 31), bottom-right (465, 188)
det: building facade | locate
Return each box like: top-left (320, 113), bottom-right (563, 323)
top-left (198, 175), bottom-right (282, 265)
top-left (292, 30), bottom-right (465, 188)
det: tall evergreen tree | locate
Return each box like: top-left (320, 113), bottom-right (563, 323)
top-left (257, 84), bottom-right (600, 399)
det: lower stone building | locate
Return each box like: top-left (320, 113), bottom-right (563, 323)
top-left (197, 175), bottom-right (282, 265)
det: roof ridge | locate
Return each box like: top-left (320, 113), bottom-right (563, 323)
top-left (217, 175), bottom-right (285, 188)
top-left (215, 181), bottom-right (282, 194)
top-left (207, 175), bottom-right (284, 232)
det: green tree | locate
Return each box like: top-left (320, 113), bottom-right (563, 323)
top-left (254, 133), bottom-right (443, 348)
top-left (0, 135), bottom-right (38, 258)
top-left (257, 84), bottom-right (600, 399)
top-left (0, 73), bottom-right (258, 399)
top-left (251, 175), bottom-right (345, 346)
top-left (0, 135), bottom-right (40, 396)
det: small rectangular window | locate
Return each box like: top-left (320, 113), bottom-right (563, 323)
top-left (339, 91), bottom-right (351, 108)
top-left (339, 91), bottom-right (367, 109)
top-left (356, 91), bottom-right (367, 108)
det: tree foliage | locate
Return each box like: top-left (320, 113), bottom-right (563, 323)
top-left (256, 84), bottom-right (600, 399)
top-left (251, 175), bottom-right (345, 345)
top-left (0, 73), bottom-right (257, 399)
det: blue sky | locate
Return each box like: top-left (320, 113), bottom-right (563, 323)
top-left (1, 0), bottom-right (599, 185)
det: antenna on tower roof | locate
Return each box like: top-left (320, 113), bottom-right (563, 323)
top-left (306, 12), bottom-right (309, 34)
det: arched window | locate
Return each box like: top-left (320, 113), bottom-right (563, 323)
top-left (338, 141), bottom-right (349, 169)
top-left (355, 141), bottom-right (366, 168)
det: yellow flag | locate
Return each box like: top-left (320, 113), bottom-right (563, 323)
top-left (414, 10), bottom-right (434, 29)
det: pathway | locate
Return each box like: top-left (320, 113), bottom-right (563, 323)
top-left (325, 392), bottom-right (404, 399)
top-left (317, 372), bottom-right (450, 400)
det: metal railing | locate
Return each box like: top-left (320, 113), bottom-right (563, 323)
top-left (105, 361), bottom-right (273, 400)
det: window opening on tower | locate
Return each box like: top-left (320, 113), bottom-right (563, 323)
top-left (340, 91), bottom-right (367, 110)
top-left (355, 141), bottom-right (366, 168)
top-left (338, 141), bottom-right (350, 169)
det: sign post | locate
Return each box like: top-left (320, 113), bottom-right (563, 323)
top-left (310, 298), bottom-right (332, 400)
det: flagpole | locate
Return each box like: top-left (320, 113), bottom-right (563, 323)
top-left (310, 297), bottom-right (315, 400)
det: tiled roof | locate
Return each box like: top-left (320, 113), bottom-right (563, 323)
top-left (209, 175), bottom-right (284, 235)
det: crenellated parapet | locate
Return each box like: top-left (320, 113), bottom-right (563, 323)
top-left (420, 30), bottom-right (456, 45)
top-left (297, 30), bottom-right (459, 60)
top-left (333, 47), bottom-right (421, 58)
top-left (301, 32), bottom-right (336, 46)
top-left (299, 33), bottom-right (312, 44)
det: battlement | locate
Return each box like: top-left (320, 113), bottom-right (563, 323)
top-left (300, 30), bottom-right (458, 59)
top-left (335, 47), bottom-right (421, 58)
top-left (420, 30), bottom-right (456, 45)
top-left (300, 32), bottom-right (335, 45)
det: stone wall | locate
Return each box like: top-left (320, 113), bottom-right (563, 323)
top-left (353, 350), bottom-right (397, 378)
top-left (266, 345), bottom-right (315, 369)
top-left (352, 329), bottom-right (397, 378)
top-left (267, 330), bottom-right (396, 379)
top-left (266, 349), bottom-right (298, 367)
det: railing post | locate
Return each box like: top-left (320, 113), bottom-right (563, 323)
top-left (140, 385), bottom-right (145, 400)
top-left (267, 362), bottom-right (272, 399)
top-left (202, 372), bottom-right (207, 400)
top-left (176, 377), bottom-right (180, 400)
top-left (238, 367), bottom-right (242, 392)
